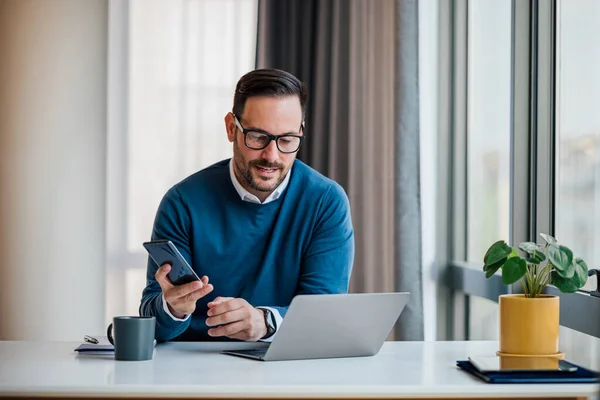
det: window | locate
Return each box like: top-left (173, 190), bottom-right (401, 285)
top-left (468, 296), bottom-right (498, 340)
top-left (466, 0), bottom-right (512, 264)
top-left (441, 0), bottom-right (600, 343)
top-left (555, 0), bottom-right (600, 291)
top-left (106, 0), bottom-right (258, 322)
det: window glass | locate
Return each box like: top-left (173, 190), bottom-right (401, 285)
top-left (468, 296), bottom-right (498, 340)
top-left (555, 0), bottom-right (600, 291)
top-left (106, 0), bottom-right (257, 320)
top-left (466, 0), bottom-right (512, 263)
top-left (127, 0), bottom-right (258, 252)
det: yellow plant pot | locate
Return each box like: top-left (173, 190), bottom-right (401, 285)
top-left (499, 294), bottom-right (560, 356)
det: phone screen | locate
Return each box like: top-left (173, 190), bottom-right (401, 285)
top-left (143, 240), bottom-right (201, 285)
top-left (469, 356), bottom-right (578, 373)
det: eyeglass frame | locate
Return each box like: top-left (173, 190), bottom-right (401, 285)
top-left (233, 114), bottom-right (305, 154)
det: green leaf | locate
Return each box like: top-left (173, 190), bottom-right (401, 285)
top-left (532, 250), bottom-right (546, 264)
top-left (547, 244), bottom-right (573, 272)
top-left (551, 270), bottom-right (579, 293)
top-left (484, 240), bottom-right (513, 267)
top-left (501, 257), bottom-right (527, 285)
top-left (555, 259), bottom-right (575, 278)
top-left (526, 250), bottom-right (546, 264)
top-left (508, 248), bottom-right (519, 258)
top-left (573, 258), bottom-right (589, 288)
top-left (519, 242), bottom-right (540, 253)
top-left (484, 258), bottom-right (506, 278)
top-left (518, 242), bottom-right (546, 264)
top-left (540, 233), bottom-right (557, 245)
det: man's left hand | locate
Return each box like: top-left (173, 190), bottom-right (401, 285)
top-left (205, 297), bottom-right (267, 341)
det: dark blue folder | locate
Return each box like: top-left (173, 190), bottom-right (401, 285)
top-left (457, 360), bottom-right (600, 384)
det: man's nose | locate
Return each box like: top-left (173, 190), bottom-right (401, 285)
top-left (261, 139), bottom-right (279, 163)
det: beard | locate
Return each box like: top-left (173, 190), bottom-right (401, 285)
top-left (233, 136), bottom-right (288, 193)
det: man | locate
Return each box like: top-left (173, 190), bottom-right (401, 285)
top-left (140, 68), bottom-right (354, 342)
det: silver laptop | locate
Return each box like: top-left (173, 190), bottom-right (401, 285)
top-left (222, 292), bottom-right (410, 361)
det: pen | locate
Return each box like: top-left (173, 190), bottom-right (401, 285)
top-left (84, 335), bottom-right (99, 344)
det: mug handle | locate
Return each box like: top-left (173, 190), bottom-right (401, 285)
top-left (106, 323), bottom-right (114, 345)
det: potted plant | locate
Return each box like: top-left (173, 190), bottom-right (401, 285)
top-left (483, 233), bottom-right (589, 358)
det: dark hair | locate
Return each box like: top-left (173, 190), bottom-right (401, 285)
top-left (232, 69), bottom-right (308, 120)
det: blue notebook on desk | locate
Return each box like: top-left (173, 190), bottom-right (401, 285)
top-left (74, 336), bottom-right (114, 355)
top-left (457, 360), bottom-right (600, 384)
top-left (74, 336), bottom-right (157, 356)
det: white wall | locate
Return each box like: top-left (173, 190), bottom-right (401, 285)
top-left (0, 0), bottom-right (108, 340)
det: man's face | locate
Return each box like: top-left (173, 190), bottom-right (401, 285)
top-left (225, 96), bottom-right (303, 201)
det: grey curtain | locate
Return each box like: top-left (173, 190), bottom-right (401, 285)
top-left (257, 0), bottom-right (423, 340)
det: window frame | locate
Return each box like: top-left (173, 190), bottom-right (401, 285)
top-left (437, 0), bottom-right (600, 340)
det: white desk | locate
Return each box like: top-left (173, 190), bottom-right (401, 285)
top-left (0, 340), bottom-right (598, 399)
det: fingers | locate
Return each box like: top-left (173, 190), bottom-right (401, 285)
top-left (207, 320), bottom-right (247, 338)
top-left (205, 299), bottom-right (267, 341)
top-left (155, 263), bottom-right (173, 292)
top-left (186, 283), bottom-right (214, 302)
top-left (167, 281), bottom-right (213, 305)
top-left (207, 297), bottom-right (237, 313)
top-left (155, 265), bottom-right (209, 298)
top-left (156, 264), bottom-right (213, 317)
top-left (206, 307), bottom-right (245, 327)
top-left (164, 283), bottom-right (213, 318)
top-left (171, 280), bottom-right (203, 298)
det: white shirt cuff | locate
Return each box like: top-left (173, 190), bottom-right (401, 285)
top-left (162, 293), bottom-right (191, 321)
top-left (257, 307), bottom-right (283, 343)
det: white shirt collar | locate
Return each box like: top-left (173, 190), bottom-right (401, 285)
top-left (229, 159), bottom-right (291, 204)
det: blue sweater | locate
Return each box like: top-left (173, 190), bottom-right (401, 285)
top-left (140, 159), bottom-right (354, 341)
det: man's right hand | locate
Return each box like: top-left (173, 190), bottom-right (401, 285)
top-left (155, 263), bottom-right (213, 319)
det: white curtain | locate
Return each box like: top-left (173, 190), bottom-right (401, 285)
top-left (106, 0), bottom-right (257, 324)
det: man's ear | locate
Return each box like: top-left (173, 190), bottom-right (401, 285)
top-left (224, 112), bottom-right (236, 143)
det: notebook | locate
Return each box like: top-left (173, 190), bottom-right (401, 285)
top-left (74, 336), bottom-right (114, 355)
top-left (74, 335), bottom-right (158, 356)
top-left (457, 360), bottom-right (600, 384)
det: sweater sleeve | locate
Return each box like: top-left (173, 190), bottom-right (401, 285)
top-left (139, 187), bottom-right (193, 341)
top-left (287, 183), bottom-right (355, 315)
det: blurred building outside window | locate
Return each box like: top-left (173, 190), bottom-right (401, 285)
top-left (106, 0), bottom-right (257, 322)
top-left (555, 0), bottom-right (599, 293)
top-left (465, 0), bottom-right (511, 340)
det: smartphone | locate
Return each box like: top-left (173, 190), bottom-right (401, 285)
top-left (143, 240), bottom-right (201, 285)
top-left (468, 356), bottom-right (578, 373)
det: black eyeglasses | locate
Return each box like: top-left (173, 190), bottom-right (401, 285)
top-left (233, 115), bottom-right (305, 154)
